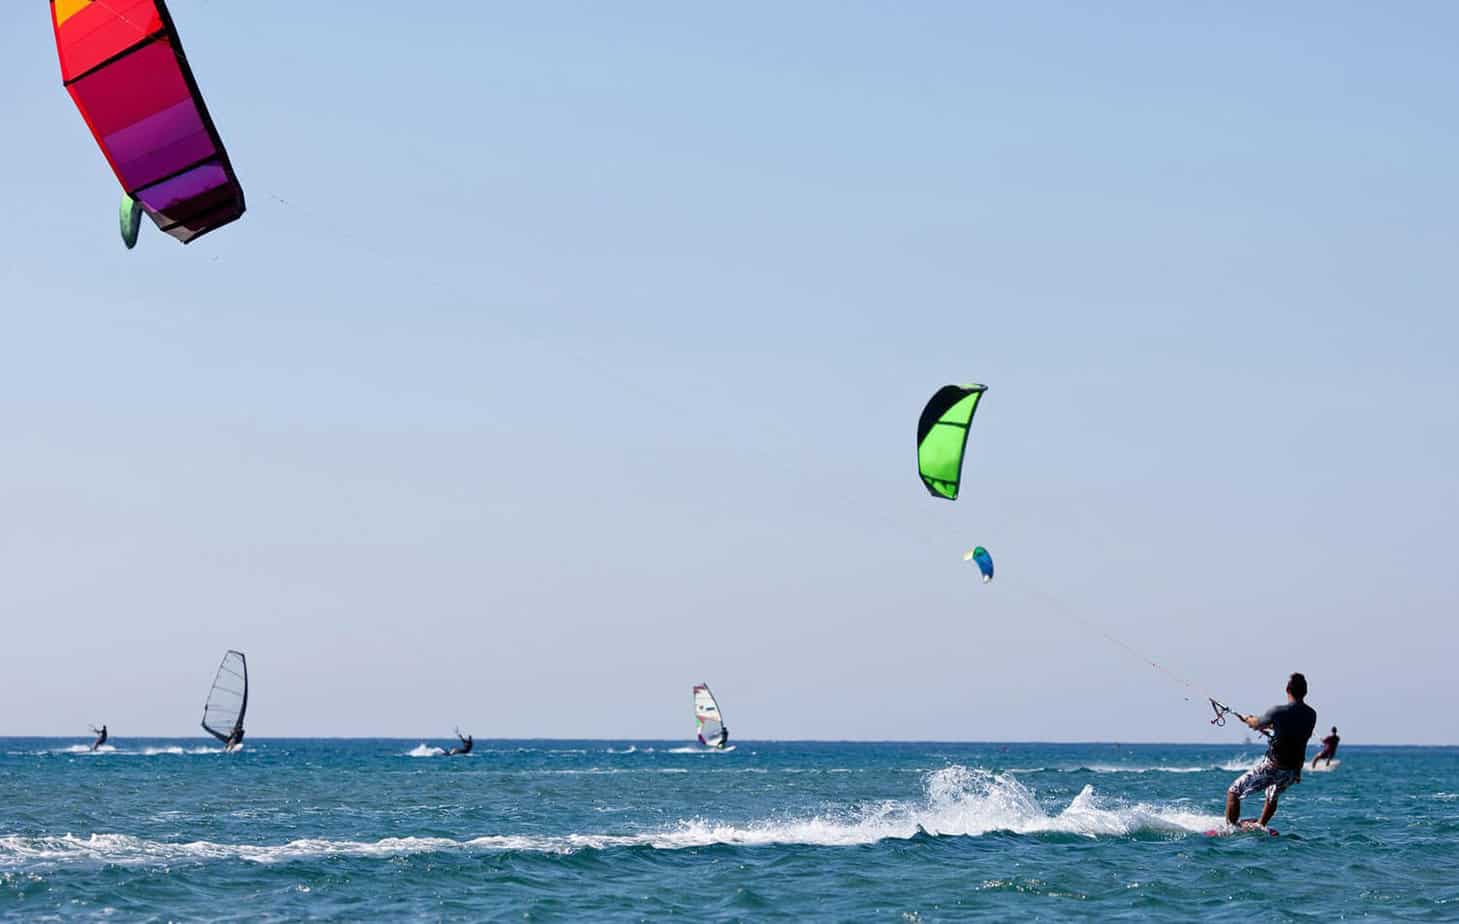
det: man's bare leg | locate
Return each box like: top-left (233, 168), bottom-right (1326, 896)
top-left (1257, 793), bottom-right (1279, 827)
top-left (1226, 791), bottom-right (1241, 825)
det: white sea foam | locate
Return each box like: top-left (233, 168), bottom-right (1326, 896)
top-left (406, 744), bottom-right (446, 757)
top-left (140, 747), bottom-right (219, 756)
top-left (1306, 759), bottom-right (1341, 773)
top-left (0, 766), bottom-right (1224, 869)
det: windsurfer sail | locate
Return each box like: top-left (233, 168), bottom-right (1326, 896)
top-left (693, 683), bottom-right (728, 749)
top-left (201, 650), bottom-right (247, 751)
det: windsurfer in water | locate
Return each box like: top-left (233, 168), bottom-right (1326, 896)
top-left (718, 725), bottom-right (729, 748)
top-left (447, 730), bottom-right (473, 756)
top-left (224, 726), bottom-right (245, 751)
top-left (1225, 673), bottom-right (1317, 829)
top-left (1311, 726), bottom-right (1340, 768)
top-left (89, 724), bottom-right (108, 751)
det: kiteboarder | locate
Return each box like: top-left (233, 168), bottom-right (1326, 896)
top-left (89, 724), bottom-right (107, 751)
top-left (447, 730), bottom-right (473, 756)
top-left (1312, 727), bottom-right (1340, 768)
top-left (1225, 673), bottom-right (1317, 828)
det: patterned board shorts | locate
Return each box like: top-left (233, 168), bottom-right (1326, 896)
top-left (1228, 755), bottom-right (1300, 800)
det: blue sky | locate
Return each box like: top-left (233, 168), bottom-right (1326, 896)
top-left (2, 2), bottom-right (1456, 742)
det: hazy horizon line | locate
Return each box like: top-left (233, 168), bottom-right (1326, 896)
top-left (4, 735), bottom-right (1450, 748)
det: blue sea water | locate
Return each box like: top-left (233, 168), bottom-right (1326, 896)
top-left (3, 739), bottom-right (1456, 921)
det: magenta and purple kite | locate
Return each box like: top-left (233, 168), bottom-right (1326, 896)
top-left (51, 0), bottom-right (244, 247)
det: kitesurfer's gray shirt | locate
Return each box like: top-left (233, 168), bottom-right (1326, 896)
top-left (1259, 701), bottom-right (1318, 770)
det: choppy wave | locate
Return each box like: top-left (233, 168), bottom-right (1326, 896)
top-left (1078, 764), bottom-right (1207, 774)
top-left (42, 746), bottom-right (218, 756)
top-left (0, 766), bottom-right (1222, 870)
top-left (1006, 756), bottom-right (1261, 775)
top-left (406, 744), bottom-right (447, 757)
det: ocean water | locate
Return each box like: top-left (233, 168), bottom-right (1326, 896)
top-left (3, 739), bottom-right (1456, 921)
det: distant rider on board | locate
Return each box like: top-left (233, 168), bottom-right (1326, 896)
top-left (1311, 726), bottom-right (1340, 769)
top-left (1225, 672), bottom-right (1317, 829)
top-left (448, 731), bottom-right (473, 756)
top-left (89, 724), bottom-right (108, 751)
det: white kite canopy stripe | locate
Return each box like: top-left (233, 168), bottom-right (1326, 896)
top-left (201, 649), bottom-right (248, 742)
top-left (693, 683), bottom-right (725, 747)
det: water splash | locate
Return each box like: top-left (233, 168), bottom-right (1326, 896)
top-left (0, 765), bottom-right (1225, 869)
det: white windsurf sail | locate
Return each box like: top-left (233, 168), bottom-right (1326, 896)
top-left (201, 650), bottom-right (248, 744)
top-left (694, 683), bottom-right (727, 748)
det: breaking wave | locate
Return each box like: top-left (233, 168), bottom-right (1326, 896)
top-left (0, 766), bottom-right (1223, 869)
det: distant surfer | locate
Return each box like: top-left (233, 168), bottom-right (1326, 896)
top-left (447, 730), bottom-right (473, 756)
top-left (224, 726), bottom-right (245, 752)
top-left (1311, 726), bottom-right (1340, 769)
top-left (1225, 672), bottom-right (1317, 829)
top-left (718, 725), bottom-right (729, 749)
top-left (89, 724), bottom-right (108, 751)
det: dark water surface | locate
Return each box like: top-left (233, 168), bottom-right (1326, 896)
top-left (3, 739), bottom-right (1456, 920)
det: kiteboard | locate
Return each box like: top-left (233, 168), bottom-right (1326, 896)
top-left (1203, 820), bottom-right (1277, 837)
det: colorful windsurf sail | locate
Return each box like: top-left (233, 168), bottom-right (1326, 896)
top-left (201, 649), bottom-right (247, 744)
top-left (964, 546), bottom-right (994, 582)
top-left (51, 0), bottom-right (245, 245)
top-left (917, 384), bottom-right (986, 500)
top-left (693, 683), bottom-right (727, 749)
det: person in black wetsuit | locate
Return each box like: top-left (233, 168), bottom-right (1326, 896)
top-left (447, 731), bottom-right (473, 756)
top-left (1225, 672), bottom-right (1317, 828)
top-left (89, 725), bottom-right (108, 751)
top-left (1312, 727), bottom-right (1340, 768)
top-left (224, 726), bottom-right (245, 751)
top-left (718, 726), bottom-right (729, 748)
